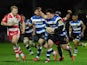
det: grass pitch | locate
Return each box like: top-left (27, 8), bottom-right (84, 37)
top-left (0, 42), bottom-right (87, 65)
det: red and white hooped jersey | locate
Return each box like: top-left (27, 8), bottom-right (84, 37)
top-left (2, 13), bottom-right (23, 30)
top-left (2, 13), bottom-right (23, 36)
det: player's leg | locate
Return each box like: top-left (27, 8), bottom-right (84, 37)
top-left (34, 38), bottom-right (44, 61)
top-left (12, 35), bottom-right (26, 61)
top-left (43, 42), bottom-right (48, 49)
top-left (55, 40), bottom-right (64, 61)
top-left (61, 44), bottom-right (75, 61)
top-left (23, 37), bottom-right (34, 55)
top-left (57, 44), bottom-right (64, 61)
top-left (45, 39), bottom-right (57, 63)
top-left (11, 35), bottom-right (20, 61)
top-left (29, 39), bottom-right (35, 47)
top-left (12, 30), bottom-right (26, 61)
top-left (73, 39), bottom-right (79, 55)
top-left (72, 33), bottom-right (80, 55)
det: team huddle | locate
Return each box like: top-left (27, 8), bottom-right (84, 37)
top-left (1, 6), bottom-right (87, 63)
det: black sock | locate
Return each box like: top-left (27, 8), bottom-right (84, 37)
top-left (57, 45), bottom-right (63, 58)
top-left (67, 46), bottom-right (72, 57)
top-left (26, 45), bottom-right (32, 53)
top-left (36, 47), bottom-right (42, 58)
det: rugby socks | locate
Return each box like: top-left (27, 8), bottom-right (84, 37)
top-left (18, 46), bottom-right (25, 59)
top-left (36, 47), bottom-right (42, 59)
top-left (46, 48), bottom-right (54, 60)
top-left (13, 46), bottom-right (20, 60)
top-left (25, 44), bottom-right (33, 53)
top-left (74, 49), bottom-right (78, 54)
top-left (66, 46), bottom-right (72, 57)
top-left (57, 45), bottom-right (63, 58)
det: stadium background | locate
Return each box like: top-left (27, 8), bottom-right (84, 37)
top-left (0, 0), bottom-right (87, 42)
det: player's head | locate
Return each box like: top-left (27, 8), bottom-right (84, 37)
top-left (72, 14), bottom-right (78, 21)
top-left (34, 7), bottom-right (41, 16)
top-left (46, 8), bottom-right (55, 19)
top-left (10, 6), bottom-right (18, 16)
top-left (55, 11), bottom-right (61, 16)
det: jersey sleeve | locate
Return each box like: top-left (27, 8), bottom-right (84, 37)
top-left (29, 19), bottom-right (32, 24)
top-left (20, 15), bottom-right (24, 23)
top-left (56, 16), bottom-right (61, 21)
top-left (2, 15), bottom-right (8, 23)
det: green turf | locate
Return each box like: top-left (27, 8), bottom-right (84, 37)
top-left (0, 42), bottom-right (87, 65)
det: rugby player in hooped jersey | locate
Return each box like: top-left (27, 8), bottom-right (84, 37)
top-left (69, 14), bottom-right (86, 56)
top-left (1, 6), bottom-right (26, 61)
top-left (39, 8), bottom-right (75, 63)
top-left (30, 7), bottom-right (48, 61)
top-left (21, 15), bottom-right (34, 55)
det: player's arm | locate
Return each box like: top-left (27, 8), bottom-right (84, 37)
top-left (32, 23), bottom-right (36, 36)
top-left (37, 7), bottom-right (48, 19)
top-left (69, 25), bottom-right (72, 38)
top-left (39, 11), bottom-right (48, 19)
top-left (62, 10), bottom-right (72, 22)
top-left (27, 19), bottom-right (33, 27)
top-left (1, 15), bottom-right (15, 26)
top-left (81, 21), bottom-right (86, 37)
top-left (1, 21), bottom-right (15, 26)
top-left (21, 21), bottom-right (25, 34)
top-left (46, 19), bottom-right (65, 34)
top-left (54, 20), bottom-right (65, 34)
top-left (27, 24), bottom-right (33, 27)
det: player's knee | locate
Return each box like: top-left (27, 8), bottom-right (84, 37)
top-left (44, 43), bottom-right (48, 49)
top-left (38, 38), bottom-right (44, 46)
top-left (47, 40), bottom-right (53, 48)
top-left (12, 35), bottom-right (18, 44)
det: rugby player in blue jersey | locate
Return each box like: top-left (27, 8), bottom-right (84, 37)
top-left (69, 14), bottom-right (86, 56)
top-left (40, 8), bottom-right (75, 63)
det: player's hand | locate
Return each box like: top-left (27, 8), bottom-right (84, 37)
top-left (38, 7), bottom-right (42, 11)
top-left (81, 32), bottom-right (84, 37)
top-left (46, 27), bottom-right (54, 34)
top-left (9, 22), bottom-right (15, 26)
top-left (67, 10), bottom-right (72, 14)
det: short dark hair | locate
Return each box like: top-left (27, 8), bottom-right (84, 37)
top-left (10, 6), bottom-right (18, 11)
top-left (34, 7), bottom-right (41, 11)
top-left (46, 8), bottom-right (54, 14)
top-left (72, 14), bottom-right (78, 16)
